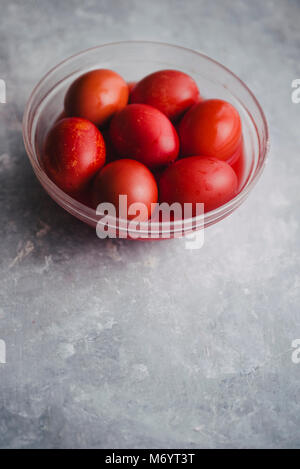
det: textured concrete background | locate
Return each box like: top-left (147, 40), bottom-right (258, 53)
top-left (0, 0), bottom-right (300, 449)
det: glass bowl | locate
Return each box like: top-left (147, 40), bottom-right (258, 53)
top-left (23, 41), bottom-right (269, 240)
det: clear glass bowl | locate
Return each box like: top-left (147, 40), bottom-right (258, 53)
top-left (23, 41), bottom-right (269, 239)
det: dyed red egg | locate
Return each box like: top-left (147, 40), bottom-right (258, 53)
top-left (109, 104), bottom-right (179, 169)
top-left (44, 117), bottom-right (106, 195)
top-left (92, 159), bottom-right (158, 221)
top-left (127, 81), bottom-right (137, 96)
top-left (64, 69), bottom-right (128, 127)
top-left (179, 99), bottom-right (242, 163)
top-left (130, 70), bottom-right (200, 121)
top-left (159, 156), bottom-right (238, 213)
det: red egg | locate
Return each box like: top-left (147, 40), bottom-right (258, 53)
top-left (179, 99), bottom-right (242, 163)
top-left (44, 117), bottom-right (106, 195)
top-left (159, 156), bottom-right (238, 214)
top-left (64, 69), bottom-right (129, 127)
top-left (127, 81), bottom-right (137, 96)
top-left (92, 159), bottom-right (158, 221)
top-left (130, 70), bottom-right (200, 121)
top-left (109, 104), bottom-right (179, 169)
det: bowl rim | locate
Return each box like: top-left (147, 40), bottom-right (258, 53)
top-left (23, 40), bottom-right (270, 233)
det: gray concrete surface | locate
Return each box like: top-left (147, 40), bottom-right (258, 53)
top-left (0, 0), bottom-right (300, 449)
